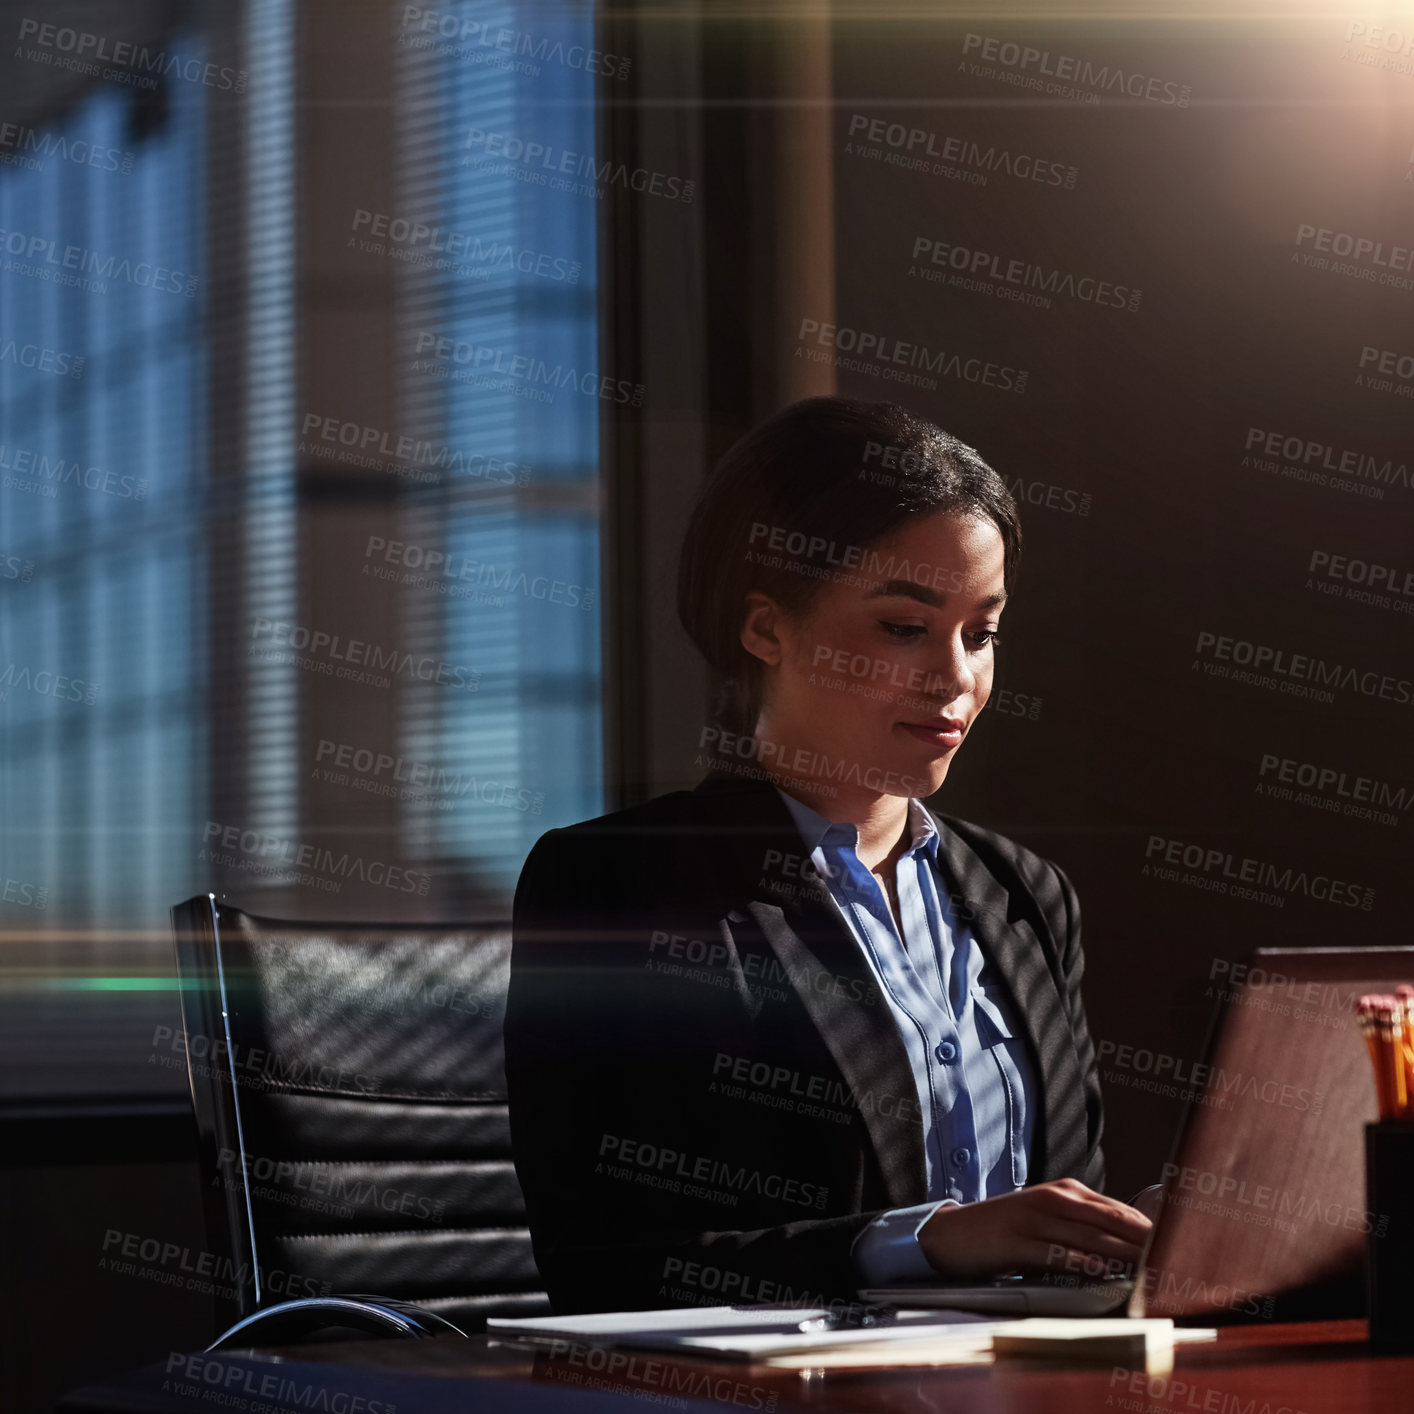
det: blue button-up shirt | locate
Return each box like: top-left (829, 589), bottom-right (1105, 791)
top-left (774, 787), bottom-right (1037, 1284)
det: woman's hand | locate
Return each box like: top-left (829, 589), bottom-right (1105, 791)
top-left (917, 1178), bottom-right (1153, 1281)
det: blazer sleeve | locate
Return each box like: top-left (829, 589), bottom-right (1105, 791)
top-left (503, 827), bottom-right (893, 1314)
top-left (1048, 858), bottom-right (1106, 1194)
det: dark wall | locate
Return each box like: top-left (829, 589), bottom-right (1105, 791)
top-left (828, 15), bottom-right (1410, 1198)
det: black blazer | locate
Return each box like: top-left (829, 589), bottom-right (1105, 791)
top-left (503, 771), bottom-right (1105, 1314)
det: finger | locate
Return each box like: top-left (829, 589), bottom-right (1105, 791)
top-left (1032, 1216), bottom-right (1146, 1269)
top-left (1015, 1203), bottom-right (1146, 1259)
top-left (1034, 1185), bottom-right (1153, 1241)
top-left (1045, 1178), bottom-right (1151, 1220)
top-left (1049, 1181), bottom-right (1152, 1221)
top-left (1073, 1197), bottom-right (1153, 1242)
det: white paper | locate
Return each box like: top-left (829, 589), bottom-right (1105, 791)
top-left (489, 1304), bottom-right (1004, 1359)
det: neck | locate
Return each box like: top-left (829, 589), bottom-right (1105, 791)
top-left (750, 710), bottom-right (917, 870)
top-left (765, 772), bottom-right (913, 872)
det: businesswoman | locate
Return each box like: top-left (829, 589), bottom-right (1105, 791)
top-left (504, 396), bottom-right (1150, 1313)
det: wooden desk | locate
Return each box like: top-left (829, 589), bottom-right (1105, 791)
top-left (60, 1319), bottom-right (1413, 1414)
top-left (260, 1318), bottom-right (1412, 1413)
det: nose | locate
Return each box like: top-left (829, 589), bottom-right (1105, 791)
top-left (925, 630), bottom-right (978, 703)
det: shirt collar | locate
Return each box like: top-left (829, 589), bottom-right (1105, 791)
top-left (774, 785), bottom-right (940, 862)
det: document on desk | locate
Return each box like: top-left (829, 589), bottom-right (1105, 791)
top-left (487, 1304), bottom-right (1003, 1362)
top-left (488, 1307), bottom-right (1220, 1370)
top-left (763, 1319), bottom-right (1216, 1372)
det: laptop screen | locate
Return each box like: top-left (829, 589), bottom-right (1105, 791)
top-left (1129, 945), bottom-right (1414, 1321)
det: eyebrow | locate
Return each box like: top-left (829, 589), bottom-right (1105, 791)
top-left (865, 580), bottom-right (1007, 612)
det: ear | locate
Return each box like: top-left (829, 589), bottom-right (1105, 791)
top-left (739, 591), bottom-right (785, 668)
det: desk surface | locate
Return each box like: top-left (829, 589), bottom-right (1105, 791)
top-left (272, 1319), bottom-right (1405, 1414)
top-left (60, 1319), bottom-right (1413, 1414)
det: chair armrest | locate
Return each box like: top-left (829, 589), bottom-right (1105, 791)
top-left (206, 1295), bottom-right (468, 1350)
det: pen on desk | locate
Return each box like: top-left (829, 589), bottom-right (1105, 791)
top-left (796, 1304), bottom-right (898, 1333)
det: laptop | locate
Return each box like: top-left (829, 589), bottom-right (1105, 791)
top-left (860, 945), bottom-right (1414, 1319)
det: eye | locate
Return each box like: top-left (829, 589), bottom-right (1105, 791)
top-left (970, 630), bottom-right (1001, 649)
top-left (879, 621), bottom-right (926, 640)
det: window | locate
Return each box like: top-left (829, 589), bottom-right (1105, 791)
top-left (393, 0), bottom-right (604, 897)
top-left (1, 51), bottom-right (212, 1102)
top-left (0, 0), bottom-right (605, 1098)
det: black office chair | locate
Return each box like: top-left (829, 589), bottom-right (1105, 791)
top-left (170, 894), bottom-right (551, 1348)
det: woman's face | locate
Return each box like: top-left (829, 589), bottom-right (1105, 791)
top-left (742, 509), bottom-right (1007, 809)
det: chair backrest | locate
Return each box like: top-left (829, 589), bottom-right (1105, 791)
top-left (171, 894), bottom-right (550, 1334)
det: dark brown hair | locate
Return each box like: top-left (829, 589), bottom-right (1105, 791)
top-left (676, 396), bottom-right (1021, 737)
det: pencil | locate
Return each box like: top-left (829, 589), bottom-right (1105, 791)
top-left (1356, 995), bottom-right (1381, 1117)
top-left (1356, 994), bottom-right (1400, 1121)
top-left (1397, 985), bottom-right (1414, 1118)
top-left (1382, 998), bottom-right (1408, 1120)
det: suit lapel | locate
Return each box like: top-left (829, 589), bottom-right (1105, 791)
top-left (753, 889), bottom-right (928, 1208)
top-left (926, 810), bottom-right (1088, 1181)
top-left (692, 774), bottom-right (927, 1208)
top-left (687, 773), bottom-right (1092, 1196)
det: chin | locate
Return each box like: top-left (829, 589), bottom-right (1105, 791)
top-left (880, 753), bottom-right (949, 800)
top-left (920, 763), bottom-right (950, 796)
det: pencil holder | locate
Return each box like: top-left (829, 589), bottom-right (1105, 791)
top-left (1366, 1121), bottom-right (1414, 1351)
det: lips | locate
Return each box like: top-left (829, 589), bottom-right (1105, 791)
top-left (904, 717), bottom-right (965, 734)
top-left (898, 717), bottom-right (966, 751)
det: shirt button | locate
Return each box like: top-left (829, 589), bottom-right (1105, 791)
top-left (950, 1146), bottom-right (971, 1168)
top-left (934, 1040), bottom-right (958, 1065)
